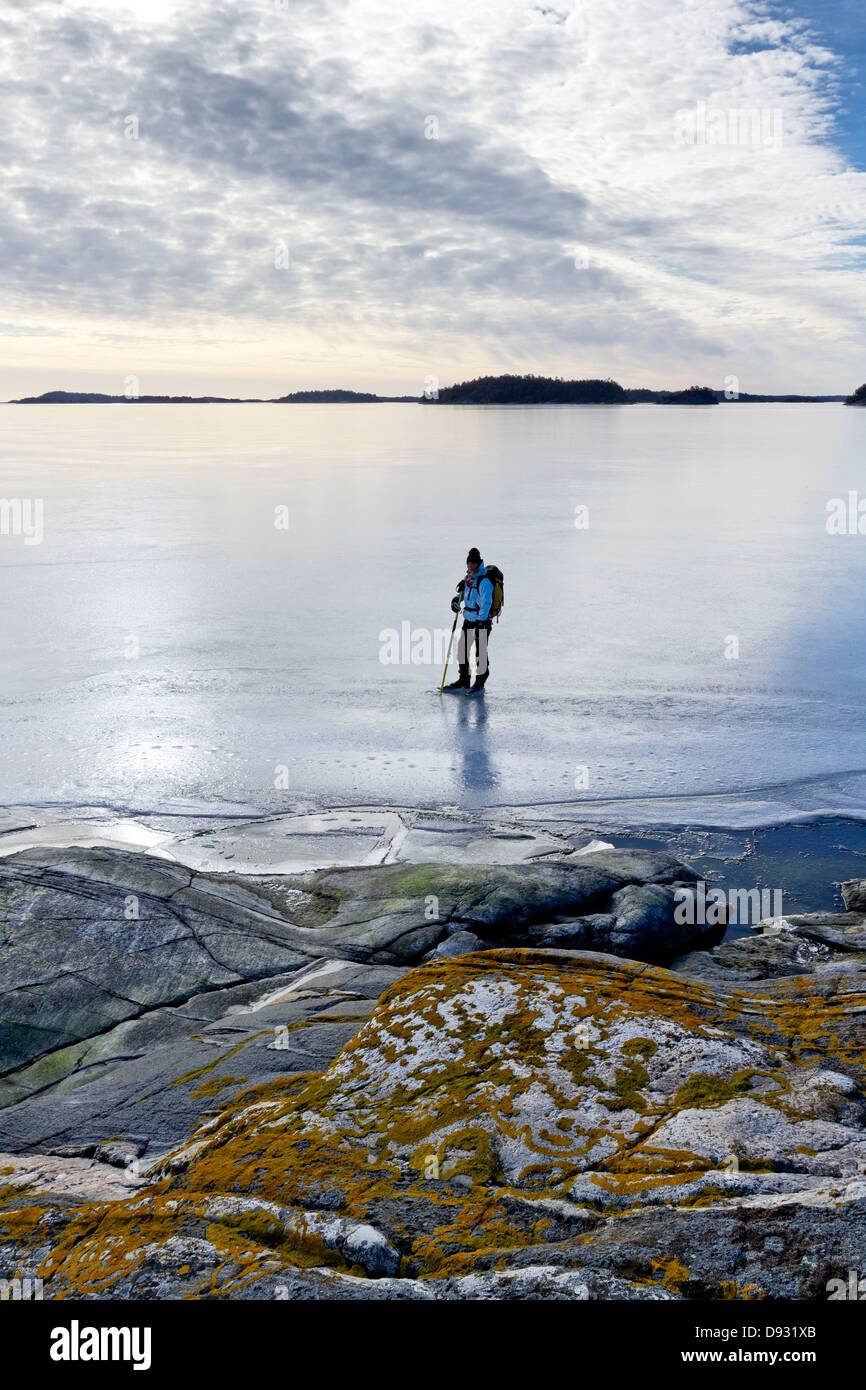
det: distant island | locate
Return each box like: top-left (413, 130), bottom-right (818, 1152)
top-left (424, 375), bottom-right (846, 405)
top-left (631, 385), bottom-right (717, 404)
top-left (9, 377), bottom-right (852, 405)
top-left (425, 375), bottom-right (717, 405)
top-left (11, 388), bottom-right (416, 405)
top-left (427, 375), bottom-right (628, 405)
top-left (11, 391), bottom-right (265, 404)
top-left (274, 389), bottom-right (416, 403)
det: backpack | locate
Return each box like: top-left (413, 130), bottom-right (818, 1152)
top-left (483, 565), bottom-right (504, 620)
top-left (459, 565), bottom-right (504, 621)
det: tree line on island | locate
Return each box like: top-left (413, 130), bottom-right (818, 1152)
top-left (10, 375), bottom-right (861, 404)
top-left (426, 374), bottom-right (852, 404)
top-left (425, 376), bottom-right (720, 404)
top-left (10, 388), bottom-right (418, 404)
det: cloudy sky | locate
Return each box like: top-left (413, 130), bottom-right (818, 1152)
top-left (2, 0), bottom-right (865, 397)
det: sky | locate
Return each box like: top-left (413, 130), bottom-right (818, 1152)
top-left (1, 0), bottom-right (865, 397)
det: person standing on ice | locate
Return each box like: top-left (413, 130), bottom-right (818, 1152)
top-left (444, 547), bottom-right (493, 694)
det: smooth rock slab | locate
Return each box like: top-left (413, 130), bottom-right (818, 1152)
top-left (0, 850), bottom-right (313, 1076)
top-left (0, 843), bottom-right (716, 1167)
top-left (0, 959), bottom-right (405, 1157)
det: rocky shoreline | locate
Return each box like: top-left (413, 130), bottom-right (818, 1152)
top-left (1, 807), bottom-right (864, 1300)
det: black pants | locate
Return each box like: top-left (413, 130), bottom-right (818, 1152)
top-left (459, 620), bottom-right (492, 686)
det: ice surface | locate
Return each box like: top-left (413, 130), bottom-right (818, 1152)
top-left (2, 401), bottom-right (866, 829)
top-left (0, 807), bottom-right (572, 874)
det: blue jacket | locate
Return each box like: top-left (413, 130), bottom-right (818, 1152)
top-left (462, 563), bottom-right (493, 623)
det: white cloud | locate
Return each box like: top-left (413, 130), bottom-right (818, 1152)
top-left (0, 0), bottom-right (864, 394)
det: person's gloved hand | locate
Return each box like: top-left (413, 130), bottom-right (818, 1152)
top-left (450, 596), bottom-right (461, 614)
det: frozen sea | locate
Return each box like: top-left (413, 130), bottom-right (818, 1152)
top-left (3, 399), bottom-right (866, 829)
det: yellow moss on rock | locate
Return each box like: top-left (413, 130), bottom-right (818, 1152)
top-left (6, 947), bottom-right (863, 1295)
